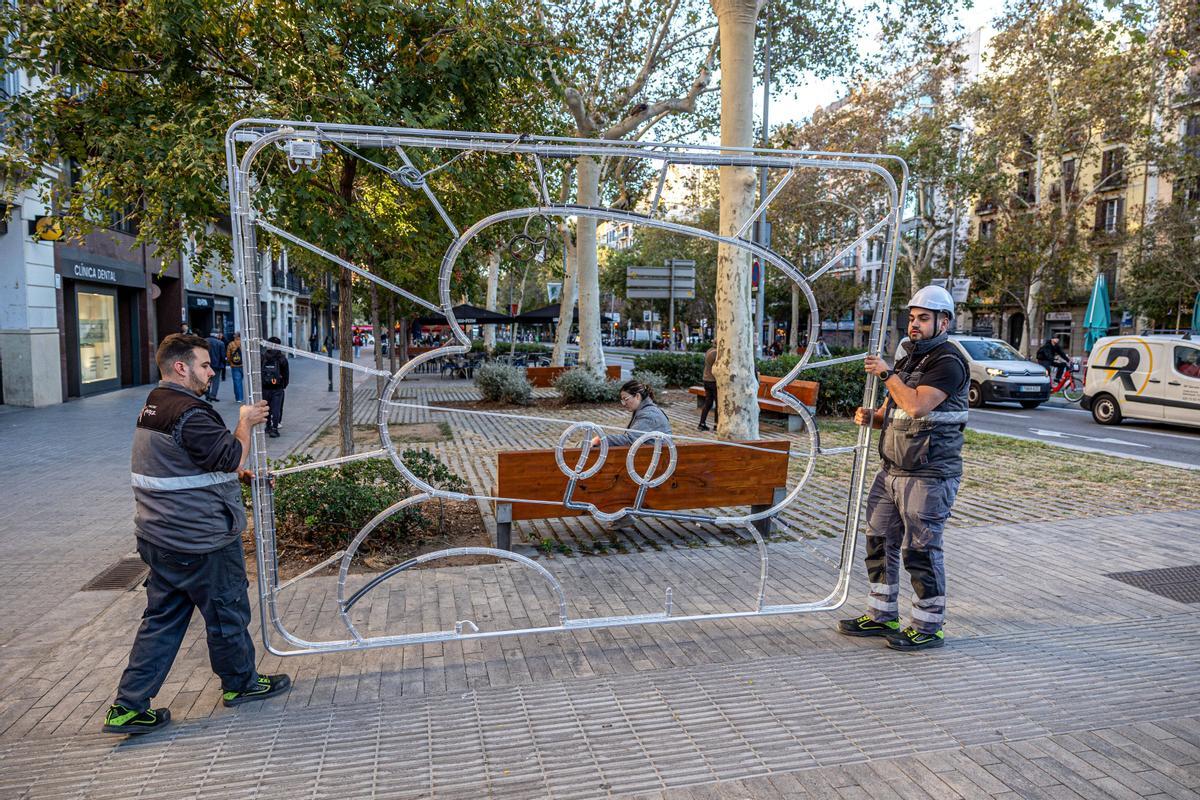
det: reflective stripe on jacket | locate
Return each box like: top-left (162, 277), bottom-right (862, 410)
top-left (878, 341), bottom-right (970, 478)
top-left (131, 384), bottom-right (246, 553)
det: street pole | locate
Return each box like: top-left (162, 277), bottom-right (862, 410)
top-left (753, 0), bottom-right (772, 358)
top-left (325, 273), bottom-right (333, 392)
top-left (667, 258), bottom-right (675, 351)
top-left (947, 123), bottom-right (965, 331)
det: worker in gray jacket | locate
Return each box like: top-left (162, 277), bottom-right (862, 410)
top-left (104, 334), bottom-right (291, 735)
top-left (839, 285), bottom-right (969, 652)
top-left (595, 379), bottom-right (672, 447)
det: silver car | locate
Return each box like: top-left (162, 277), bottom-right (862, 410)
top-left (895, 335), bottom-right (1051, 409)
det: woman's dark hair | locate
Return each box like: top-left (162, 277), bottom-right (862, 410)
top-left (620, 379), bottom-right (654, 403)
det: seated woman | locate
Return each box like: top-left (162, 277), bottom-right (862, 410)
top-left (592, 379), bottom-right (672, 447)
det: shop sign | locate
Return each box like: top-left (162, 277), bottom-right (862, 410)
top-left (71, 263), bottom-right (119, 284)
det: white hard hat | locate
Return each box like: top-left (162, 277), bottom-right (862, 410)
top-left (906, 285), bottom-right (955, 314)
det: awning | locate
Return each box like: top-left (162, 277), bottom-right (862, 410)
top-left (413, 303), bottom-right (513, 326)
top-left (514, 303), bottom-right (578, 325)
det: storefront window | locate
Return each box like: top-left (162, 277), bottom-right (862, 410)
top-left (78, 291), bottom-right (119, 384)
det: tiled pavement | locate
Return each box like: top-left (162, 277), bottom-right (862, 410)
top-left (2, 352), bottom-right (1199, 798)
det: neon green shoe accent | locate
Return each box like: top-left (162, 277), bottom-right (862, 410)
top-left (105, 707), bottom-right (139, 726)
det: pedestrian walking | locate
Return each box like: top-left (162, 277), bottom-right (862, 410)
top-left (839, 285), bottom-right (969, 652)
top-left (261, 336), bottom-right (290, 438)
top-left (309, 329), bottom-right (319, 353)
top-left (226, 332), bottom-right (244, 403)
top-left (699, 346), bottom-right (718, 431)
top-left (352, 332), bottom-right (363, 359)
top-left (103, 333), bottom-right (290, 735)
top-left (205, 330), bottom-right (225, 401)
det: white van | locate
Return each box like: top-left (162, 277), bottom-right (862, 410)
top-left (895, 335), bottom-right (1051, 409)
top-left (1080, 334), bottom-right (1200, 428)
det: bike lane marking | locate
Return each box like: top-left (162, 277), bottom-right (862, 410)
top-left (1027, 428), bottom-right (1151, 448)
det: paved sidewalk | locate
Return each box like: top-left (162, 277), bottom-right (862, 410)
top-left (1, 352), bottom-right (1198, 798)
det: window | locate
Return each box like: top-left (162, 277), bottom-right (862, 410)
top-left (959, 339), bottom-right (1026, 361)
top-left (979, 220), bottom-right (996, 239)
top-left (1095, 199), bottom-right (1124, 234)
top-left (1059, 159), bottom-right (1077, 196)
top-left (1174, 346), bottom-right (1200, 378)
top-left (1015, 170), bottom-right (1035, 204)
top-left (1186, 116), bottom-right (1200, 159)
top-left (1098, 148), bottom-right (1126, 189)
top-left (1098, 251), bottom-right (1119, 301)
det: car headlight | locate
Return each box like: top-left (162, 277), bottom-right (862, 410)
top-left (986, 367), bottom-right (1008, 377)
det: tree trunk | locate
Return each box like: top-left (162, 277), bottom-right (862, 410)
top-left (388, 296), bottom-right (397, 374)
top-left (1021, 279), bottom-right (1042, 356)
top-left (338, 265), bottom-right (354, 456)
top-left (370, 280), bottom-right (383, 396)
top-left (574, 155), bottom-right (606, 374)
top-left (789, 284), bottom-right (800, 351)
top-left (711, 0), bottom-right (760, 441)
top-left (551, 221), bottom-right (578, 366)
top-left (483, 247), bottom-right (501, 354)
top-left (336, 155), bottom-right (358, 457)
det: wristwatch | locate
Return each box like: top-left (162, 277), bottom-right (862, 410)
top-left (878, 369), bottom-right (891, 382)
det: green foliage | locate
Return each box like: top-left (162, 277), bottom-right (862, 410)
top-left (1124, 203), bottom-right (1200, 325)
top-left (687, 340), bottom-right (714, 352)
top-left (629, 370), bottom-right (667, 398)
top-left (474, 363), bottom-right (533, 405)
top-left (631, 352), bottom-right (706, 387)
top-left (756, 356), bottom-right (866, 417)
top-left (470, 340), bottom-right (551, 355)
top-left (244, 450), bottom-right (466, 552)
top-left (554, 367), bottom-right (619, 404)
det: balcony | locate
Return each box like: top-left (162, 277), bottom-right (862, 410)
top-left (270, 270), bottom-right (312, 296)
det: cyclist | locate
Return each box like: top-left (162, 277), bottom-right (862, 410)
top-left (1036, 335), bottom-right (1070, 383)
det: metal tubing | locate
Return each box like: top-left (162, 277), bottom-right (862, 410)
top-left (225, 119), bottom-right (905, 657)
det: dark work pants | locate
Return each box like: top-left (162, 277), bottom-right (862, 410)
top-left (700, 380), bottom-right (718, 426)
top-left (115, 538), bottom-right (258, 711)
top-left (862, 471), bottom-right (960, 634)
top-left (264, 389), bottom-right (285, 431)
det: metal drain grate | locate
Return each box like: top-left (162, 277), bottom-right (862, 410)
top-left (1105, 564), bottom-right (1200, 604)
top-left (81, 557), bottom-right (148, 591)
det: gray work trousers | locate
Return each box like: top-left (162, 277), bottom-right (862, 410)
top-left (863, 470), bottom-right (960, 634)
top-left (115, 538), bottom-right (258, 711)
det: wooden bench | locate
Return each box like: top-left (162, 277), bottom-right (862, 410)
top-left (493, 439), bottom-right (790, 550)
top-left (688, 376), bottom-right (819, 432)
top-left (526, 364), bottom-right (622, 388)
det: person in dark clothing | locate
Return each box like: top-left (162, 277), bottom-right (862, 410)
top-left (261, 336), bottom-right (290, 438)
top-left (1036, 335), bottom-right (1070, 383)
top-left (839, 285), bottom-right (969, 653)
top-left (205, 331), bottom-right (226, 401)
top-left (699, 346), bottom-right (718, 431)
top-left (309, 330), bottom-right (319, 353)
top-left (104, 334), bottom-right (290, 736)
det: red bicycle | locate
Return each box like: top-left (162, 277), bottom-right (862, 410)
top-left (1049, 358), bottom-right (1085, 402)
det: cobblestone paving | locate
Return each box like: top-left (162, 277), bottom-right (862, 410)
top-left (3, 353), bottom-right (1199, 798)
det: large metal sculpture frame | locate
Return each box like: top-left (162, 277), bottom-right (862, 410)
top-left (226, 119), bottom-right (907, 657)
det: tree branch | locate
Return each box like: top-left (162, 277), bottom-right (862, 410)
top-left (602, 30), bottom-right (718, 140)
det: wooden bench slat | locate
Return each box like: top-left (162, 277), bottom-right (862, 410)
top-left (496, 440), bottom-right (790, 521)
top-left (526, 365), bottom-right (621, 387)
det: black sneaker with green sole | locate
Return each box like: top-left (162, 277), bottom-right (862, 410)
top-left (837, 614), bottom-right (901, 637)
top-left (222, 673), bottom-right (292, 707)
top-left (887, 626), bottom-right (945, 652)
top-left (102, 705), bottom-right (171, 735)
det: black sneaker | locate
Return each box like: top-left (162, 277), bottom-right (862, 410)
top-left (837, 614), bottom-right (900, 637)
top-left (698, 423), bottom-right (710, 431)
top-left (887, 626), bottom-right (945, 652)
top-left (102, 705), bottom-right (171, 735)
top-left (222, 674), bottom-right (292, 707)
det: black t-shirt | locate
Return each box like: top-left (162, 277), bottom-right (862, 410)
top-left (899, 350), bottom-right (967, 398)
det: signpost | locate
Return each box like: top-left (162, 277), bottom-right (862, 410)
top-left (626, 259), bottom-right (695, 350)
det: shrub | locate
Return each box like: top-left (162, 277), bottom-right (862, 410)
top-left (471, 340), bottom-right (551, 355)
top-left (243, 450), bottom-right (467, 552)
top-left (629, 370), bottom-right (667, 398)
top-left (555, 367), bottom-right (619, 404)
top-left (631, 352), bottom-right (706, 387)
top-left (474, 363), bottom-right (533, 405)
top-left (757, 355), bottom-right (866, 417)
top-left (687, 341), bottom-right (714, 353)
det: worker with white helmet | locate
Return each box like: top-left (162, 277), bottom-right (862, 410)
top-left (839, 285), bottom-right (969, 651)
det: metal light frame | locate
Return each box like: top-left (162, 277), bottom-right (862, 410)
top-left (226, 119), bottom-right (907, 656)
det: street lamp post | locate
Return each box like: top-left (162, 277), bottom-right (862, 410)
top-left (946, 123), bottom-right (965, 287)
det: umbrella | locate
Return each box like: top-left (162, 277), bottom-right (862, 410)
top-left (413, 303), bottom-right (513, 327)
top-left (1191, 290), bottom-right (1200, 334)
top-left (513, 303), bottom-right (578, 326)
top-left (1082, 273), bottom-right (1110, 352)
